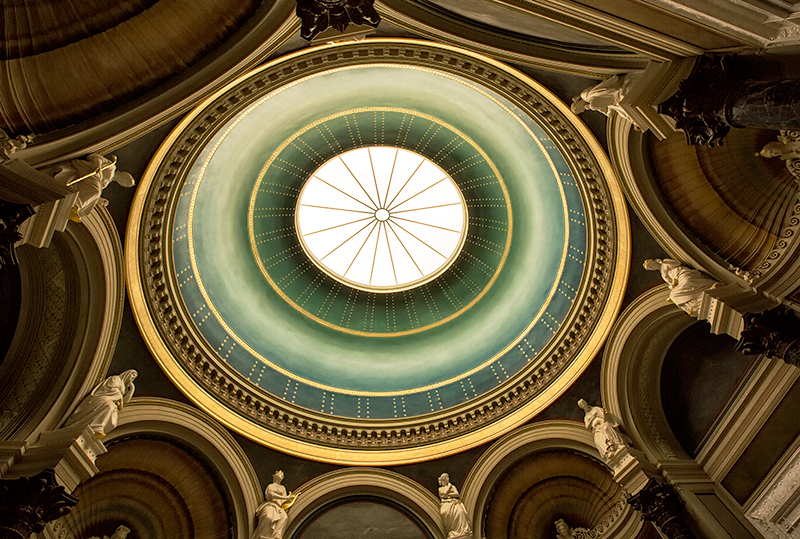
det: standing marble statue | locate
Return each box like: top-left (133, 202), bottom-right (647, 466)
top-left (438, 473), bottom-right (472, 538)
top-left (571, 73), bottom-right (641, 127)
top-left (252, 471), bottom-right (297, 539)
top-left (643, 258), bottom-right (719, 316)
top-left (578, 399), bottom-right (625, 461)
top-left (64, 370), bottom-right (137, 437)
top-left (42, 153), bottom-right (135, 222)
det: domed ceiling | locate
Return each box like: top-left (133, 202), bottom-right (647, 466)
top-left (127, 39), bottom-right (629, 464)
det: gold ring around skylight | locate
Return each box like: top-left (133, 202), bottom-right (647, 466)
top-left (295, 147), bottom-right (468, 293)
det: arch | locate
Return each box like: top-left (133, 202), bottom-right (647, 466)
top-left (285, 468), bottom-right (443, 539)
top-left (461, 420), bottom-right (641, 539)
top-left (0, 206), bottom-right (123, 442)
top-left (601, 284), bottom-right (693, 462)
top-left (110, 398), bottom-right (262, 539)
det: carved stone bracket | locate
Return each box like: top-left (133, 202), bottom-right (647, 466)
top-left (0, 200), bottom-right (35, 269)
top-left (736, 306), bottom-right (800, 366)
top-left (627, 479), bottom-right (695, 539)
top-left (659, 55), bottom-right (800, 147)
top-left (0, 469), bottom-right (78, 539)
top-left (295, 0), bottom-right (380, 41)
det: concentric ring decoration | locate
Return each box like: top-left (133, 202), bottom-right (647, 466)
top-left (127, 39), bottom-right (630, 464)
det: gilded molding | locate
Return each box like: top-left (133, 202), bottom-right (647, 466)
top-left (126, 39), bottom-right (630, 464)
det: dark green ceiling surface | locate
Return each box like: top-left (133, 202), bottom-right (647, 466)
top-left (169, 64), bottom-right (587, 420)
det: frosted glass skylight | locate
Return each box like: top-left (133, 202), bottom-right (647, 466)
top-left (296, 147), bottom-right (467, 292)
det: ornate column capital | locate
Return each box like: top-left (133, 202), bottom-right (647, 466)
top-left (0, 469), bottom-right (78, 539)
top-left (295, 0), bottom-right (380, 41)
top-left (736, 306), bottom-right (800, 366)
top-left (627, 479), bottom-right (695, 539)
top-left (659, 55), bottom-right (800, 147)
top-left (0, 200), bottom-right (35, 269)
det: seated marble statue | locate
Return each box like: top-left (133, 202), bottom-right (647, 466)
top-left (63, 370), bottom-right (137, 437)
top-left (252, 471), bottom-right (297, 539)
top-left (578, 399), bottom-right (625, 461)
top-left (643, 258), bottom-right (719, 316)
top-left (438, 473), bottom-right (472, 538)
top-left (43, 153), bottom-right (135, 222)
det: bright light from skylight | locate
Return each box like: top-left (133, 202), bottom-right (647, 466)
top-left (296, 147), bottom-right (467, 292)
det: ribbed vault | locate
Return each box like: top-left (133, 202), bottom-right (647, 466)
top-left (0, 0), bottom-right (261, 133)
top-left (61, 436), bottom-right (234, 539)
top-left (647, 128), bottom-right (796, 270)
top-left (484, 451), bottom-right (623, 539)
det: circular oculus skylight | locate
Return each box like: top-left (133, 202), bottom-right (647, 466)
top-left (296, 147), bottom-right (468, 292)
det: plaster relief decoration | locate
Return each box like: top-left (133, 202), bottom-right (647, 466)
top-left (0, 129), bottom-right (33, 161)
top-left (438, 473), bottom-right (472, 539)
top-left (759, 130), bottom-right (800, 184)
top-left (556, 517), bottom-right (602, 538)
top-left (643, 259), bottom-right (719, 316)
top-left (578, 399), bottom-right (626, 461)
top-left (295, 0), bottom-right (380, 41)
top-left (747, 444), bottom-right (800, 539)
top-left (0, 469), bottom-right (78, 539)
top-left (41, 154), bottom-right (135, 223)
top-left (89, 525), bottom-right (131, 539)
top-left (571, 73), bottom-right (642, 130)
top-left (735, 306), bottom-right (800, 367)
top-left (253, 470), bottom-right (296, 539)
top-left (63, 370), bottom-right (137, 438)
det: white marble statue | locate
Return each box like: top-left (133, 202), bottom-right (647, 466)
top-left (578, 399), bottom-right (625, 461)
top-left (555, 518), bottom-right (574, 539)
top-left (42, 153), bottom-right (135, 222)
top-left (571, 73), bottom-right (641, 127)
top-left (643, 258), bottom-right (719, 316)
top-left (252, 470), bottom-right (297, 539)
top-left (89, 525), bottom-right (130, 539)
top-left (64, 370), bottom-right (137, 437)
top-left (438, 473), bottom-right (472, 539)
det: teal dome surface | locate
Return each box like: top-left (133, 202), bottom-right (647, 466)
top-left (171, 64), bottom-right (584, 418)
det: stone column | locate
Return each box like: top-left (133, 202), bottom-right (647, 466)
top-left (659, 55), bottom-right (800, 147)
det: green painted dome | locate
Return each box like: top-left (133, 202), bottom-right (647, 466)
top-left (128, 40), bottom-right (629, 464)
